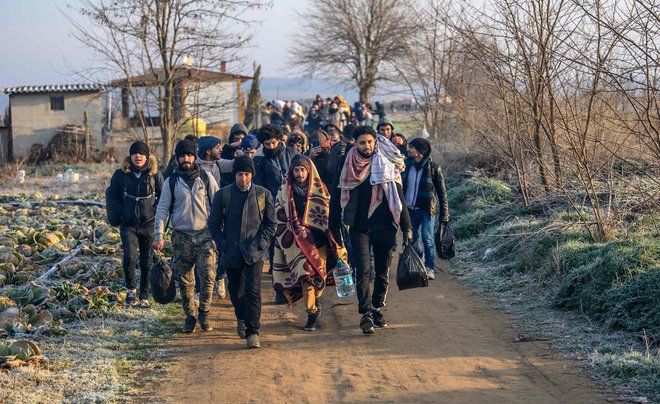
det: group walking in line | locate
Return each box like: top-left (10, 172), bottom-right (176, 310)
top-left (107, 96), bottom-right (449, 348)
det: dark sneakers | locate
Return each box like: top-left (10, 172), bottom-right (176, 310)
top-left (373, 309), bottom-right (388, 328)
top-left (304, 312), bottom-right (319, 331)
top-left (199, 312), bottom-right (213, 332)
top-left (236, 320), bottom-right (246, 339)
top-left (360, 313), bottom-right (375, 334)
top-left (183, 316), bottom-right (197, 333)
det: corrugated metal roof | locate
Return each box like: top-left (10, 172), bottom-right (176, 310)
top-left (0, 83), bottom-right (106, 95)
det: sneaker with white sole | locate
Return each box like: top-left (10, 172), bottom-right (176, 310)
top-left (246, 334), bottom-right (261, 348)
top-left (125, 289), bottom-right (139, 307)
top-left (426, 268), bottom-right (435, 280)
top-left (360, 313), bottom-right (375, 334)
top-left (236, 320), bottom-right (246, 339)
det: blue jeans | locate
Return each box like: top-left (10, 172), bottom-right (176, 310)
top-left (408, 208), bottom-right (435, 270)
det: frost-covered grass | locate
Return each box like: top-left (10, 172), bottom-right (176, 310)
top-left (0, 303), bottom-right (180, 402)
top-left (448, 177), bottom-right (660, 402)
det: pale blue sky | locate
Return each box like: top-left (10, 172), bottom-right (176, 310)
top-left (0, 0), bottom-right (300, 85)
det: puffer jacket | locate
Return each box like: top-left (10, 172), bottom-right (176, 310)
top-left (153, 168), bottom-right (219, 241)
top-left (106, 155), bottom-right (163, 227)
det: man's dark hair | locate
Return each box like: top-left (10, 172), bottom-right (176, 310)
top-left (256, 124), bottom-right (282, 144)
top-left (184, 134), bottom-right (198, 143)
top-left (343, 124), bottom-right (356, 140)
top-left (353, 125), bottom-right (377, 140)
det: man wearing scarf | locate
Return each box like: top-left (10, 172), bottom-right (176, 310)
top-left (403, 138), bottom-right (450, 280)
top-left (106, 141), bottom-right (164, 307)
top-left (254, 124), bottom-right (299, 304)
top-left (272, 155), bottom-right (347, 332)
top-left (329, 126), bottom-right (413, 334)
top-left (153, 139), bottom-right (219, 334)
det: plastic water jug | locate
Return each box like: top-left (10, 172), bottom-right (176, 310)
top-left (64, 168), bottom-right (75, 184)
top-left (333, 259), bottom-right (355, 298)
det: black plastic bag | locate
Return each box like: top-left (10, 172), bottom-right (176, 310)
top-left (396, 243), bottom-right (429, 290)
top-left (435, 223), bottom-right (456, 259)
top-left (150, 255), bottom-right (176, 304)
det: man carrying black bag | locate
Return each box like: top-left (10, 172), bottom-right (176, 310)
top-left (106, 141), bottom-right (164, 307)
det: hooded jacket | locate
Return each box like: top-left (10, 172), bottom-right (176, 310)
top-left (196, 157), bottom-right (234, 188)
top-left (106, 155), bottom-right (164, 227)
top-left (153, 166), bottom-right (219, 241)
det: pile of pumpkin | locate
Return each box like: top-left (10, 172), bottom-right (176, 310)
top-left (0, 194), bottom-right (128, 368)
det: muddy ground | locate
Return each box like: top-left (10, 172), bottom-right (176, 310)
top-left (143, 263), bottom-right (608, 403)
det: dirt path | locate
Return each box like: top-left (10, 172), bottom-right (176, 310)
top-left (144, 260), bottom-right (607, 403)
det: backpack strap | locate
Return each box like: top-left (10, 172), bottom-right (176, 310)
top-left (198, 169), bottom-right (213, 208)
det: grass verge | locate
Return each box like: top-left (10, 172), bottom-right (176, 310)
top-left (448, 177), bottom-right (660, 402)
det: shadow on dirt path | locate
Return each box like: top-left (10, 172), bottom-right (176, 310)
top-left (142, 258), bottom-right (608, 403)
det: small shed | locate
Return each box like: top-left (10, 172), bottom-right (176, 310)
top-left (0, 83), bottom-right (106, 162)
top-left (110, 65), bottom-right (252, 129)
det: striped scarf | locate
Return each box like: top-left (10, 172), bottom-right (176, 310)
top-left (339, 134), bottom-right (405, 224)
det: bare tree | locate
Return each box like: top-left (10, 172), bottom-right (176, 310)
top-left (71, 0), bottom-right (265, 163)
top-left (393, 0), bottom-right (458, 140)
top-left (291, 0), bottom-right (413, 104)
top-left (244, 63), bottom-right (262, 130)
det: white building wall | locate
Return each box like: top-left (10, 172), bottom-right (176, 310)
top-left (186, 81), bottom-right (240, 126)
top-left (10, 92), bottom-right (105, 158)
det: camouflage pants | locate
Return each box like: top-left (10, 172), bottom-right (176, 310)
top-left (172, 230), bottom-right (217, 318)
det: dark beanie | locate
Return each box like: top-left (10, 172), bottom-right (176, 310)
top-left (129, 141), bottom-right (149, 157)
top-left (197, 136), bottom-right (221, 158)
top-left (291, 154), bottom-right (312, 173)
top-left (409, 138), bottom-right (431, 157)
top-left (175, 139), bottom-right (197, 158)
top-left (232, 155), bottom-right (255, 176)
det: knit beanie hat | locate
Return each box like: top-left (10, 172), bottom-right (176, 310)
top-left (377, 116), bottom-right (394, 130)
top-left (291, 154), bottom-right (312, 173)
top-left (409, 138), bottom-right (432, 158)
top-left (315, 129), bottom-right (329, 143)
top-left (197, 136), bottom-right (221, 158)
top-left (232, 155), bottom-right (256, 176)
top-left (241, 134), bottom-right (259, 151)
top-left (175, 139), bottom-right (197, 158)
top-left (129, 141), bottom-right (149, 157)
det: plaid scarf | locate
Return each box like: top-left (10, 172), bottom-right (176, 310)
top-left (339, 134), bottom-right (405, 224)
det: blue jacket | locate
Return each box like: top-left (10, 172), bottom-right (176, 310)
top-left (253, 145), bottom-right (297, 198)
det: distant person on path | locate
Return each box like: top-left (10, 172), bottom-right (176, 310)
top-left (329, 126), bottom-right (412, 334)
top-left (106, 141), bottom-right (164, 307)
top-left (153, 139), bottom-right (219, 333)
top-left (402, 138), bottom-right (449, 280)
top-left (208, 156), bottom-right (276, 348)
top-left (304, 104), bottom-right (323, 134)
top-left (272, 155), bottom-right (347, 331)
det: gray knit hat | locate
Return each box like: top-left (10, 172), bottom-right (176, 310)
top-left (377, 116), bottom-right (394, 130)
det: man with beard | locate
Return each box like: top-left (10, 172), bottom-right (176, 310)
top-left (106, 141), bottom-right (164, 307)
top-left (272, 155), bottom-right (346, 331)
top-left (208, 156), bottom-right (276, 348)
top-left (306, 129), bottom-right (333, 186)
top-left (329, 126), bottom-right (412, 334)
top-left (253, 124), bottom-right (298, 304)
top-left (153, 139), bottom-right (219, 333)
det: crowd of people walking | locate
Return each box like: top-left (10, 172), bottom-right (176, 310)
top-left (107, 95), bottom-right (449, 348)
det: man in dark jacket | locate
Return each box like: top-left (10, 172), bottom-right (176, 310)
top-left (208, 156), bottom-right (276, 349)
top-left (304, 105), bottom-right (323, 134)
top-left (402, 138), bottom-right (449, 280)
top-left (306, 129), bottom-right (333, 186)
top-left (329, 126), bottom-right (412, 334)
top-left (107, 141), bottom-right (164, 307)
top-left (253, 124), bottom-right (297, 304)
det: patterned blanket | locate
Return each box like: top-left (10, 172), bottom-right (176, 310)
top-left (272, 157), bottom-right (347, 304)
